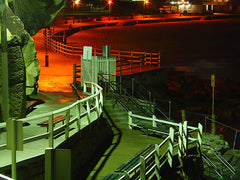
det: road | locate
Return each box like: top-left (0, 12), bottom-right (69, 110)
top-left (67, 18), bottom-right (240, 81)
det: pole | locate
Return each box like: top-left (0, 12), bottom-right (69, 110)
top-left (108, 1), bottom-right (111, 21)
top-left (211, 74), bottom-right (215, 134)
top-left (0, 0), bottom-right (9, 123)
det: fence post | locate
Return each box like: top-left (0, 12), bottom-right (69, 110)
top-left (118, 49), bottom-right (120, 61)
top-left (168, 127), bottom-right (174, 167)
top-left (154, 144), bottom-right (160, 179)
top-left (140, 156), bottom-right (146, 180)
top-left (120, 58), bottom-right (122, 75)
top-left (183, 121), bottom-right (188, 154)
top-left (150, 53), bottom-right (152, 69)
top-left (95, 93), bottom-right (100, 118)
top-left (178, 123), bottom-right (183, 157)
top-left (168, 101), bottom-right (171, 120)
top-left (141, 55), bottom-right (143, 72)
top-left (128, 111), bottom-right (133, 129)
top-left (123, 171), bottom-right (130, 180)
top-left (181, 110), bottom-right (185, 124)
top-left (65, 109), bottom-right (70, 139)
top-left (158, 52), bottom-right (160, 68)
top-left (198, 123), bottom-right (203, 148)
top-left (73, 64), bottom-right (76, 86)
top-left (83, 82), bottom-right (87, 93)
top-left (152, 115), bottom-right (157, 128)
top-left (48, 114), bottom-right (54, 148)
top-left (86, 100), bottom-right (91, 125)
top-left (131, 57), bottom-right (133, 73)
top-left (132, 78), bottom-right (134, 97)
top-left (76, 103), bottom-right (81, 131)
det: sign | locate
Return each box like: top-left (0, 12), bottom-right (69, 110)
top-left (211, 74), bottom-right (215, 87)
top-left (83, 46), bottom-right (92, 60)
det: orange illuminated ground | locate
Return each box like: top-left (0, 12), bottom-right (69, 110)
top-left (32, 29), bottom-right (79, 92)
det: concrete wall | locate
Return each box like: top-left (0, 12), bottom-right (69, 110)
top-left (0, 116), bottom-right (113, 180)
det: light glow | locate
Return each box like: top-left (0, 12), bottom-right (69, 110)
top-left (75, 0), bottom-right (80, 4)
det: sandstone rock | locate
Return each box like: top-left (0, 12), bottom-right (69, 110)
top-left (11, 0), bottom-right (66, 36)
top-left (0, 36), bottom-right (26, 121)
top-left (6, 6), bottom-right (40, 95)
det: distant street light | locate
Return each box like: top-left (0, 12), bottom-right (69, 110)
top-left (108, 0), bottom-right (112, 21)
top-left (73, 0), bottom-right (80, 24)
top-left (143, 0), bottom-right (149, 19)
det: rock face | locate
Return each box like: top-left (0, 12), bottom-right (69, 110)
top-left (0, 1), bottom-right (66, 121)
top-left (6, 6), bottom-right (40, 96)
top-left (11, 0), bottom-right (66, 36)
top-left (0, 36), bottom-right (26, 121)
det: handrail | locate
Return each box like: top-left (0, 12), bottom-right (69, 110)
top-left (44, 32), bottom-right (160, 76)
top-left (0, 81), bottom-right (103, 151)
top-left (0, 174), bottom-right (14, 180)
top-left (202, 144), bottom-right (236, 175)
top-left (115, 114), bottom-right (203, 180)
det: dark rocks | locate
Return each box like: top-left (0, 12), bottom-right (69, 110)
top-left (11, 0), bottom-right (66, 36)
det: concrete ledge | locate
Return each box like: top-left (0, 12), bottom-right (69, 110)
top-left (0, 116), bottom-right (114, 180)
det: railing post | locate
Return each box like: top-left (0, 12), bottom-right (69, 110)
top-left (132, 78), bottom-right (134, 97)
top-left (181, 110), bottom-right (185, 124)
top-left (154, 144), bottom-right (160, 179)
top-left (178, 123), bottom-right (183, 157)
top-left (120, 58), bottom-right (122, 75)
top-left (128, 111), bottom-right (133, 129)
top-left (96, 93), bottom-right (100, 118)
top-left (150, 53), bottom-right (152, 69)
top-left (123, 171), bottom-right (130, 180)
top-left (83, 82), bottom-right (87, 93)
top-left (65, 109), bottom-right (70, 139)
top-left (73, 64), bottom-right (76, 86)
top-left (86, 100), bottom-right (91, 124)
top-left (152, 115), bottom-right (157, 127)
top-left (141, 55), bottom-right (143, 72)
top-left (149, 91), bottom-right (151, 103)
top-left (158, 52), bottom-right (161, 68)
top-left (168, 101), bottom-right (171, 120)
top-left (168, 127), bottom-right (174, 168)
top-left (140, 156), bottom-right (146, 180)
top-left (131, 57), bottom-right (133, 73)
top-left (76, 103), bottom-right (81, 131)
top-left (198, 123), bottom-right (203, 148)
top-left (48, 114), bottom-right (54, 148)
top-left (183, 121), bottom-right (188, 154)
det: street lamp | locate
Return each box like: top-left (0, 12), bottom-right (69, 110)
top-left (143, 0), bottom-right (149, 19)
top-left (73, 0), bottom-right (80, 24)
top-left (108, 0), bottom-right (112, 21)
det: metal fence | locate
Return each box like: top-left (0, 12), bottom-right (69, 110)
top-left (0, 81), bottom-right (103, 179)
top-left (108, 111), bottom-right (203, 179)
top-left (43, 31), bottom-right (161, 76)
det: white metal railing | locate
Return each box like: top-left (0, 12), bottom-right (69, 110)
top-left (120, 111), bottom-right (203, 179)
top-left (0, 174), bottom-right (14, 180)
top-left (43, 32), bottom-right (161, 76)
top-left (0, 81), bottom-right (103, 179)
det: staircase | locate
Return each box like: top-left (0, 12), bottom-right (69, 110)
top-left (202, 144), bottom-right (239, 179)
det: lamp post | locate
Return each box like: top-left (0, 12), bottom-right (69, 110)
top-left (108, 0), bottom-right (112, 21)
top-left (143, 0), bottom-right (149, 19)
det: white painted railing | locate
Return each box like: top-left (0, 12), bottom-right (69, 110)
top-left (0, 81), bottom-right (103, 150)
top-left (0, 81), bottom-right (103, 179)
top-left (119, 111), bottom-right (203, 179)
